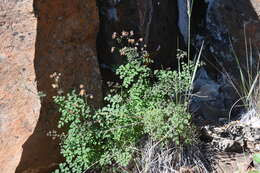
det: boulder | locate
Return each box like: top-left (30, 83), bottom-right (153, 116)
top-left (0, 0), bottom-right (102, 172)
top-left (189, 68), bottom-right (239, 124)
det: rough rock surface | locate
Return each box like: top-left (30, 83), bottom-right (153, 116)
top-left (1, 0), bottom-right (102, 172)
top-left (195, 0), bottom-right (260, 83)
top-left (0, 1), bottom-right (40, 173)
top-left (15, 0), bottom-right (102, 172)
top-left (189, 0), bottom-right (260, 123)
top-left (189, 68), bottom-right (239, 124)
top-left (201, 120), bottom-right (260, 172)
top-left (97, 0), bottom-right (179, 74)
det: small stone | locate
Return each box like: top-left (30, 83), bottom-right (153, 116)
top-left (19, 35), bottom-right (25, 41)
top-left (12, 32), bottom-right (19, 36)
top-left (0, 54), bottom-right (6, 63)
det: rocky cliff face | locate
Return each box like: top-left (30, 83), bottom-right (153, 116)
top-left (0, 0), bottom-right (102, 172)
top-left (194, 0), bottom-right (260, 81)
top-left (97, 0), bottom-right (260, 123)
top-left (16, 0), bottom-right (102, 172)
top-left (0, 0), bottom-right (259, 172)
top-left (0, 1), bottom-right (40, 172)
top-left (184, 0), bottom-right (260, 123)
top-left (97, 0), bottom-right (179, 74)
top-left (97, 0), bottom-right (259, 84)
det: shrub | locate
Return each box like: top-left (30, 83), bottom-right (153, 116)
top-left (52, 31), bottom-right (197, 173)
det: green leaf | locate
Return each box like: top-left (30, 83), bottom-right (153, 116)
top-left (248, 171), bottom-right (260, 173)
top-left (253, 153), bottom-right (260, 164)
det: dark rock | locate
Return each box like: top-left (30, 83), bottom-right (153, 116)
top-left (194, 0), bottom-right (260, 90)
top-left (218, 139), bottom-right (244, 153)
top-left (96, 0), bottom-right (179, 76)
top-left (177, 0), bottom-right (188, 44)
top-left (97, 0), bottom-right (121, 22)
top-left (189, 68), bottom-right (239, 124)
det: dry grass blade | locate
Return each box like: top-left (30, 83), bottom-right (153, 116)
top-left (247, 73), bottom-right (259, 102)
top-left (132, 139), bottom-right (211, 173)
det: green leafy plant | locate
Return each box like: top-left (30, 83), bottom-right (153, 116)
top-left (52, 31), bottom-right (197, 173)
top-left (253, 153), bottom-right (260, 172)
top-left (248, 171), bottom-right (260, 173)
top-left (253, 153), bottom-right (260, 164)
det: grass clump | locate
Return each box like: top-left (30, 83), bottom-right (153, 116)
top-left (225, 26), bottom-right (260, 123)
top-left (52, 31), bottom-right (197, 173)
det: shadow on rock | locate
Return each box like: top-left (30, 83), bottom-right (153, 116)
top-left (16, 0), bottom-right (102, 172)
